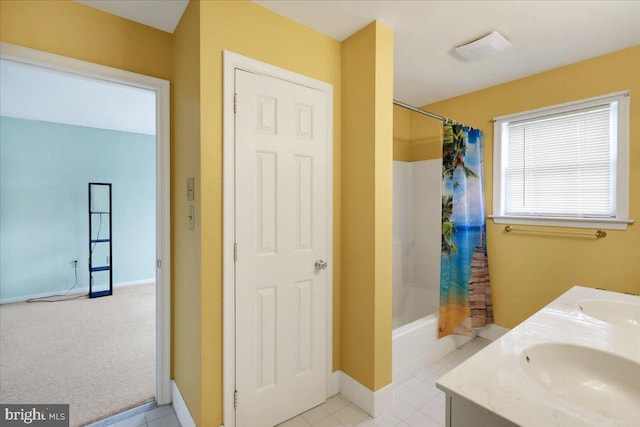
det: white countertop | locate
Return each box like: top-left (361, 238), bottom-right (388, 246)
top-left (436, 286), bottom-right (640, 427)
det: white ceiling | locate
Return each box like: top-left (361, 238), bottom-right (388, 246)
top-left (255, 0), bottom-right (640, 105)
top-left (0, 60), bottom-right (156, 135)
top-left (75, 0), bottom-right (640, 106)
top-left (75, 0), bottom-right (188, 33)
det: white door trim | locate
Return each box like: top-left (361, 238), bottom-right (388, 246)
top-left (223, 51), bottom-right (334, 427)
top-left (0, 42), bottom-right (172, 404)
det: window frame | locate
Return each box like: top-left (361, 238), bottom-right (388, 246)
top-left (491, 91), bottom-right (632, 230)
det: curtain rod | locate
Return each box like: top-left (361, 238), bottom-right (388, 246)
top-left (393, 99), bottom-right (450, 123)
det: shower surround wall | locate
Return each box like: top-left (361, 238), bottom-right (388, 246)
top-left (392, 159), bottom-right (441, 329)
top-left (392, 157), bottom-right (474, 383)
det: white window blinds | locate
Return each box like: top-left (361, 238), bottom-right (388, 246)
top-left (492, 91), bottom-right (631, 230)
top-left (504, 103), bottom-right (616, 218)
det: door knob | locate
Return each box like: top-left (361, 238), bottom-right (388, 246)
top-left (314, 259), bottom-right (328, 270)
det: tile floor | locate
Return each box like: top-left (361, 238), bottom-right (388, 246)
top-left (111, 337), bottom-right (491, 427)
top-left (106, 404), bottom-right (180, 427)
top-left (279, 337), bottom-right (492, 427)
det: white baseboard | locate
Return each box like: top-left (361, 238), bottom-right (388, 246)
top-left (330, 370), bottom-right (341, 397)
top-left (115, 278), bottom-right (155, 287)
top-left (335, 326), bottom-right (506, 417)
top-left (372, 382), bottom-right (394, 417)
top-left (0, 278), bottom-right (155, 304)
top-left (478, 323), bottom-right (510, 341)
top-left (0, 290), bottom-right (82, 305)
top-left (172, 380), bottom-right (196, 427)
top-left (337, 371), bottom-right (393, 417)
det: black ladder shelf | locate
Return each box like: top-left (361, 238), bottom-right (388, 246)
top-left (88, 183), bottom-right (113, 298)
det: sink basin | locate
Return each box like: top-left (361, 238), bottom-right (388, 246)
top-left (521, 343), bottom-right (640, 421)
top-left (578, 299), bottom-right (640, 327)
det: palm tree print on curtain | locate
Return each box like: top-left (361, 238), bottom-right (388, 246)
top-left (439, 122), bottom-right (493, 338)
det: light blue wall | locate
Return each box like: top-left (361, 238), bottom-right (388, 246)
top-left (0, 117), bottom-right (155, 302)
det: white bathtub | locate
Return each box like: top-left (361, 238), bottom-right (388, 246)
top-left (392, 313), bottom-right (474, 384)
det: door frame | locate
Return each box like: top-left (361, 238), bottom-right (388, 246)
top-left (222, 51), bottom-right (334, 427)
top-left (0, 42), bottom-right (172, 404)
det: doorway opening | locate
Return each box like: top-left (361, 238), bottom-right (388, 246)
top-left (0, 43), bottom-right (170, 426)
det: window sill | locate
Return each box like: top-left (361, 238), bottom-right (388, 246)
top-left (488, 215), bottom-right (635, 231)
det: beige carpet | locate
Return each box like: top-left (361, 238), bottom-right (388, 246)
top-left (0, 283), bottom-right (155, 426)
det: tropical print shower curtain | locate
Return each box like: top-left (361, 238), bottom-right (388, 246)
top-left (439, 123), bottom-right (493, 338)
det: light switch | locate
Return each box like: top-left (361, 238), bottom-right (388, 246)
top-left (188, 205), bottom-right (194, 230)
top-left (186, 177), bottom-right (194, 201)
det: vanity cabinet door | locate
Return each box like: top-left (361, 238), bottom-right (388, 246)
top-left (446, 394), bottom-right (518, 427)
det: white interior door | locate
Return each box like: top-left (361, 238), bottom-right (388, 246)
top-left (234, 69), bottom-right (329, 427)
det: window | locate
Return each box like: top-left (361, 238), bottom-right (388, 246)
top-left (492, 91), bottom-right (632, 230)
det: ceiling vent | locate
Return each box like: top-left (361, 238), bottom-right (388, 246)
top-left (454, 31), bottom-right (512, 61)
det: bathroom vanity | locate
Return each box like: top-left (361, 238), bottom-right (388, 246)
top-left (436, 286), bottom-right (640, 427)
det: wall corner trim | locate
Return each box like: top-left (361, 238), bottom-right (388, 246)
top-left (172, 380), bottom-right (196, 427)
top-left (337, 371), bottom-right (393, 417)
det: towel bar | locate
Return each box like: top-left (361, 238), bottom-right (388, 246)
top-left (504, 225), bottom-right (606, 239)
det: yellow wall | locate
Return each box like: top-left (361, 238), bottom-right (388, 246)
top-left (171, 2), bottom-right (202, 425)
top-left (0, 0), bottom-right (172, 81)
top-left (197, 1), bottom-right (342, 424)
top-left (409, 111), bottom-right (442, 161)
top-left (393, 106), bottom-right (442, 162)
top-left (419, 46), bottom-right (640, 328)
top-left (372, 22), bottom-right (394, 391)
top-left (393, 105), bottom-right (411, 161)
top-left (341, 21), bottom-right (393, 391)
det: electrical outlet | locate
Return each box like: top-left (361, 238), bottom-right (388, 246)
top-left (188, 205), bottom-right (195, 230)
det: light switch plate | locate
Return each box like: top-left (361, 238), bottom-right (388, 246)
top-left (186, 177), bottom-right (194, 201)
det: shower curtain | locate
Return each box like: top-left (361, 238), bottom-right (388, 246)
top-left (438, 123), bottom-right (493, 338)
